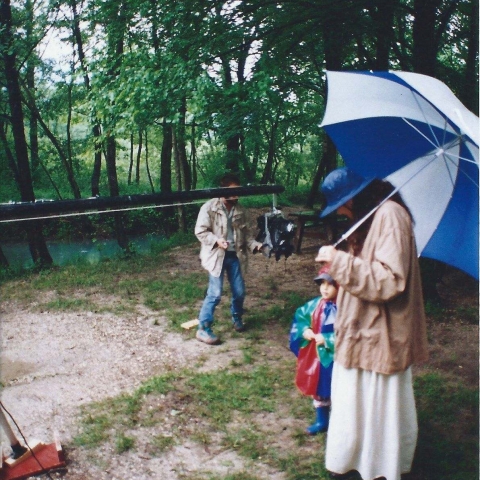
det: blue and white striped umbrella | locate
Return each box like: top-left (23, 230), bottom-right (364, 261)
top-left (320, 70), bottom-right (479, 279)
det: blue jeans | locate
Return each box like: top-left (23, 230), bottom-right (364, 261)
top-left (198, 252), bottom-right (245, 328)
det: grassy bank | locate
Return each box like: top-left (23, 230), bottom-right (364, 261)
top-left (1, 237), bottom-right (478, 480)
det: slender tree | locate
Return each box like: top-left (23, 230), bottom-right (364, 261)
top-left (0, 0), bottom-right (52, 266)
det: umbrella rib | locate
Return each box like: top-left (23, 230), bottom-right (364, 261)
top-left (442, 151), bottom-right (478, 196)
top-left (441, 137), bottom-right (479, 188)
top-left (446, 154), bottom-right (479, 165)
top-left (402, 118), bottom-right (438, 149)
top-left (458, 169), bottom-right (479, 188)
top-left (442, 152), bottom-right (457, 189)
top-left (410, 90), bottom-right (442, 145)
top-left (332, 155), bottom-right (439, 248)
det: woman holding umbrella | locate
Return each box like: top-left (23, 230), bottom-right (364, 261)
top-left (315, 167), bottom-right (429, 480)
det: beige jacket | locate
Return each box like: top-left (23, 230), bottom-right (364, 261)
top-left (329, 200), bottom-right (429, 374)
top-left (195, 198), bottom-right (262, 277)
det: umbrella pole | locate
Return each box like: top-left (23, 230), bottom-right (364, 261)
top-left (332, 153), bottom-right (439, 248)
top-left (332, 189), bottom-right (398, 248)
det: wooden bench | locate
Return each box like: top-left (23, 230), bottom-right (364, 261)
top-left (289, 211), bottom-right (346, 253)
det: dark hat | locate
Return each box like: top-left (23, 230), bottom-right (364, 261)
top-left (319, 167), bottom-right (373, 218)
top-left (314, 265), bottom-right (337, 286)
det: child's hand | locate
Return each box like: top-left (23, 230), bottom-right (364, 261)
top-left (314, 333), bottom-right (325, 346)
top-left (302, 328), bottom-right (315, 341)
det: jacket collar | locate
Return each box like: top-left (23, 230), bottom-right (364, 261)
top-left (211, 198), bottom-right (241, 219)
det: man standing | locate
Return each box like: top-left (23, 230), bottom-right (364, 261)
top-left (195, 173), bottom-right (263, 345)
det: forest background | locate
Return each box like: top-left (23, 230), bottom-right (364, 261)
top-left (0, 0), bottom-right (478, 268)
top-left (0, 2), bottom-right (479, 478)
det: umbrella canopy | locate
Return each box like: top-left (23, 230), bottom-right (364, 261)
top-left (320, 70), bottom-right (479, 279)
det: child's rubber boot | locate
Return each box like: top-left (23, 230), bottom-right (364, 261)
top-left (306, 406), bottom-right (329, 435)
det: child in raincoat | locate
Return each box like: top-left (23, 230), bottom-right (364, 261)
top-left (289, 265), bottom-right (337, 435)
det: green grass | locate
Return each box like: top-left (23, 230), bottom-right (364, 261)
top-left (71, 351), bottom-right (479, 480)
top-left (71, 354), bottom-right (340, 479)
top-left (0, 240), bottom-right (206, 318)
top-left (150, 434), bottom-right (176, 454)
top-left (456, 306), bottom-right (479, 324)
top-left (424, 302), bottom-right (478, 325)
top-left (35, 297), bottom-right (100, 312)
top-left (143, 273), bottom-right (206, 310)
top-left (413, 372), bottom-right (479, 479)
top-left (115, 433), bottom-right (135, 453)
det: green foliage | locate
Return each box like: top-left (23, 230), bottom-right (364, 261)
top-left (1, 0), bottom-right (477, 257)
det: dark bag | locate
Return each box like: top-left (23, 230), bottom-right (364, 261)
top-left (256, 210), bottom-right (296, 261)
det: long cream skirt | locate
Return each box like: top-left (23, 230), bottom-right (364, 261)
top-left (325, 363), bottom-right (418, 480)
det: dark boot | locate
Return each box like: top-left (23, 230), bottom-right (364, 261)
top-left (232, 315), bottom-right (245, 332)
top-left (306, 406), bottom-right (329, 435)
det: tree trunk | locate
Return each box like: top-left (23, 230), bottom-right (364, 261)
top-left (0, 246), bottom-right (9, 268)
top-left (261, 110), bottom-right (280, 184)
top-left (91, 128), bottom-right (102, 197)
top-left (370, 0), bottom-right (398, 69)
top-left (103, 0), bottom-right (131, 252)
top-left (23, 90), bottom-right (82, 199)
top-left (144, 129), bottom-right (154, 193)
top-left (71, 0), bottom-right (103, 196)
top-left (306, 20), bottom-right (342, 208)
top-left (226, 135), bottom-right (241, 174)
top-left (413, 0), bottom-right (441, 75)
top-left (128, 132), bottom-right (134, 185)
top-left (160, 120), bottom-right (173, 193)
top-left (0, 120), bottom-right (20, 186)
top-left (191, 122), bottom-right (197, 190)
top-left (25, 0), bottom-right (39, 174)
top-left (177, 97), bottom-right (191, 191)
top-left (135, 129), bottom-right (142, 184)
top-left (306, 135), bottom-right (337, 208)
top-left (66, 72), bottom-right (74, 171)
top-left (106, 135), bottom-right (130, 252)
top-left (26, 69), bottom-right (39, 175)
top-left (1, 0), bottom-right (52, 267)
top-left (172, 127), bottom-right (187, 233)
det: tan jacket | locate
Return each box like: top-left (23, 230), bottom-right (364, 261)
top-left (195, 198), bottom-right (262, 277)
top-left (329, 200), bottom-right (429, 374)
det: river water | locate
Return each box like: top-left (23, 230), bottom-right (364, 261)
top-left (2, 234), bottom-right (165, 269)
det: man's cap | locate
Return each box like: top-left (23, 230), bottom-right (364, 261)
top-left (314, 265), bottom-right (336, 286)
top-left (319, 167), bottom-right (373, 218)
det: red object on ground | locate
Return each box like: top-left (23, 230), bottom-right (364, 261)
top-left (0, 443), bottom-right (65, 480)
